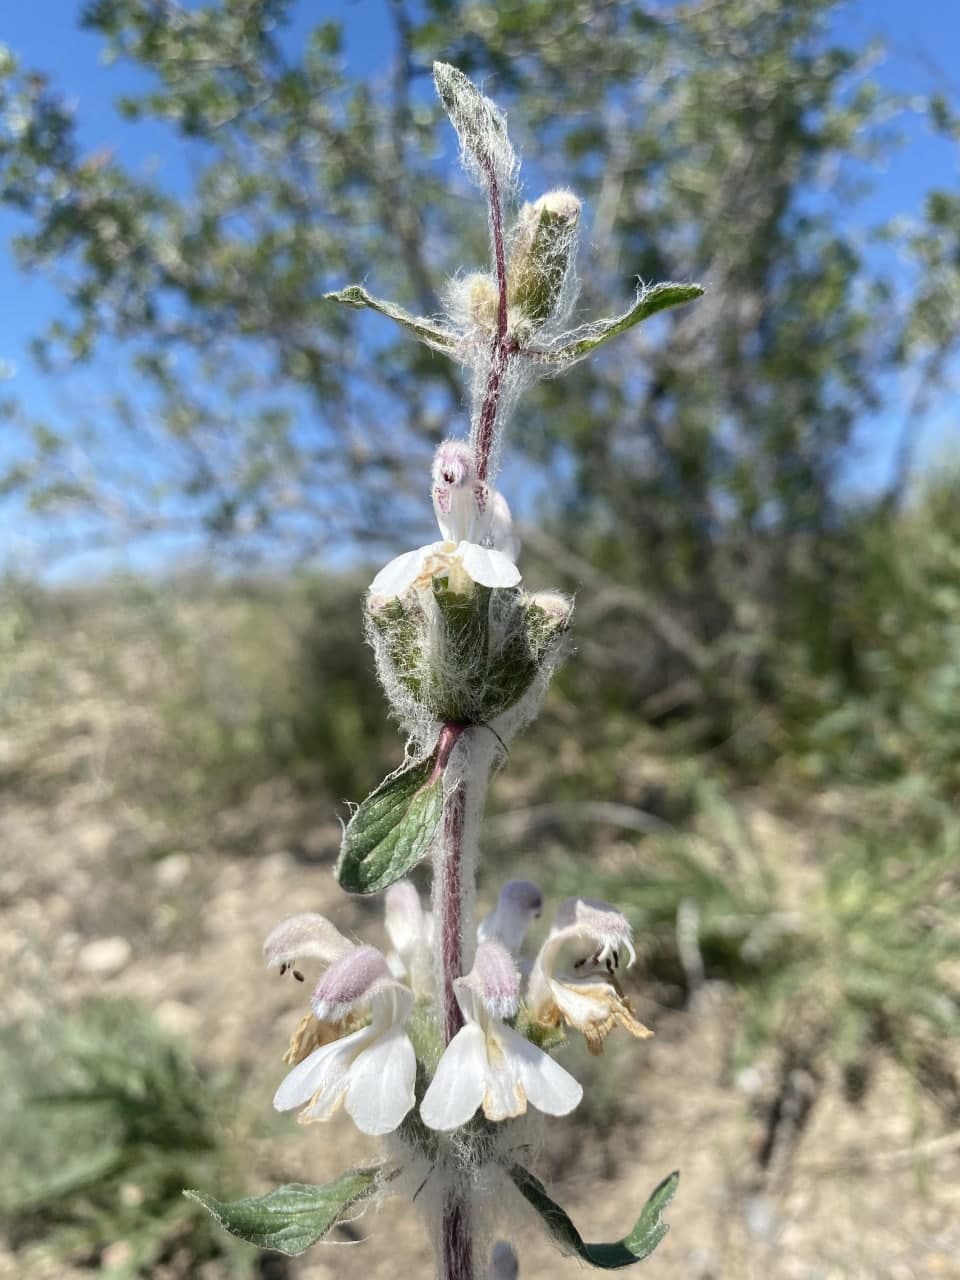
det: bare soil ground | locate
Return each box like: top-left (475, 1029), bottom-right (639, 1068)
top-left (2, 589), bottom-right (959, 1279)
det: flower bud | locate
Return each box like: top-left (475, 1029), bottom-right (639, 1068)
top-left (489, 1241), bottom-right (519, 1280)
top-left (508, 190), bottom-right (581, 331)
top-left (479, 879), bottom-right (543, 955)
top-left (462, 271), bottom-right (499, 330)
top-left (524, 590), bottom-right (573, 664)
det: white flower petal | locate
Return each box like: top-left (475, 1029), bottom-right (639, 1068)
top-left (370, 546), bottom-right (429, 596)
top-left (489, 490), bottom-right (520, 561)
top-left (420, 1023), bottom-right (488, 1131)
top-left (273, 1024), bottom-right (372, 1112)
top-left (480, 1028), bottom-right (526, 1121)
top-left (344, 1026), bottom-right (417, 1135)
top-left (384, 882), bottom-right (424, 957)
top-left (498, 1024), bottom-right (583, 1117)
top-left (458, 541), bottom-right (521, 589)
top-left (550, 979), bottom-right (606, 1027)
top-left (368, 979), bottom-right (416, 1029)
top-left (383, 883), bottom-right (433, 994)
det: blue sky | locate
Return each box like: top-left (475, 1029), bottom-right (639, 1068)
top-left (1, 0), bottom-right (958, 578)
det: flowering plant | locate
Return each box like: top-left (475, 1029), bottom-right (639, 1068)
top-left (187, 63), bottom-right (701, 1279)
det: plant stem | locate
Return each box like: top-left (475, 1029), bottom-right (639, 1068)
top-left (436, 785), bottom-right (475, 1279)
top-left (474, 165), bottom-right (512, 483)
top-left (438, 776), bottom-right (467, 1043)
top-left (440, 1183), bottom-right (473, 1280)
top-left (433, 722), bottom-right (496, 1280)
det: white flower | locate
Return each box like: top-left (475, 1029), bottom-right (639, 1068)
top-left (420, 940), bottom-right (582, 1131)
top-left (527, 897), bottom-right (652, 1054)
top-left (272, 943), bottom-right (417, 1136)
top-left (384, 879), bottom-right (434, 996)
top-left (370, 441), bottom-right (521, 597)
top-left (264, 911), bottom-right (363, 1064)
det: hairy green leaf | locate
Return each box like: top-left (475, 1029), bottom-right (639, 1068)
top-left (184, 1170), bottom-right (378, 1256)
top-left (433, 61), bottom-right (515, 186)
top-left (510, 1164), bottom-right (678, 1268)
top-left (541, 282), bottom-right (704, 361)
top-left (336, 750), bottom-right (443, 893)
top-left (324, 285), bottom-right (456, 350)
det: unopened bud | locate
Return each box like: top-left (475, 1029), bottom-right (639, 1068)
top-left (527, 590), bottom-right (573, 624)
top-left (524, 590), bottom-right (573, 663)
top-left (479, 879), bottom-right (543, 955)
top-left (489, 1241), bottom-right (519, 1280)
top-left (462, 271), bottom-right (499, 330)
top-left (508, 190), bottom-right (581, 331)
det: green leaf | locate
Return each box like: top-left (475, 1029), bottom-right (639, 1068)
top-left (336, 751), bottom-right (444, 894)
top-left (509, 1164), bottom-right (678, 1268)
top-left (324, 285), bottom-right (456, 351)
top-left (184, 1170), bottom-right (378, 1257)
top-left (541, 282), bottom-right (704, 361)
top-left (433, 61), bottom-right (515, 186)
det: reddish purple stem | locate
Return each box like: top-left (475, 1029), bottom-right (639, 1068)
top-left (436, 164), bottom-right (510, 1273)
top-left (490, 171), bottom-right (509, 340)
top-left (474, 166), bottom-right (512, 484)
top-left (432, 721), bottom-right (466, 784)
top-left (441, 1190), bottom-right (473, 1280)
top-left (435, 725), bottom-right (473, 1278)
top-left (438, 757), bottom-right (467, 1045)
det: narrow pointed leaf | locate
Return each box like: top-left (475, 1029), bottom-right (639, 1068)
top-left (433, 61), bottom-right (515, 189)
top-left (336, 751), bottom-right (444, 894)
top-left (324, 285), bottom-right (456, 351)
top-left (510, 1164), bottom-right (678, 1268)
top-left (184, 1169), bottom-right (378, 1256)
top-left (539, 283), bottom-right (704, 362)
